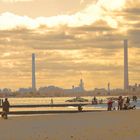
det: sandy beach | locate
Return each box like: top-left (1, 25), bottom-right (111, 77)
top-left (0, 110), bottom-right (140, 140)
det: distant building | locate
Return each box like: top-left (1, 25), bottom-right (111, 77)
top-left (18, 88), bottom-right (33, 94)
top-left (79, 79), bottom-right (84, 91)
top-left (128, 83), bottom-right (140, 92)
top-left (60, 79), bottom-right (85, 94)
top-left (94, 88), bottom-right (107, 95)
top-left (38, 86), bottom-right (62, 93)
top-left (72, 79), bottom-right (85, 93)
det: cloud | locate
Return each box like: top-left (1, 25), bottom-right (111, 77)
top-left (1, 0), bottom-right (32, 2)
top-left (80, 0), bottom-right (85, 4)
top-left (0, 0), bottom-right (139, 89)
top-left (0, 0), bottom-right (127, 30)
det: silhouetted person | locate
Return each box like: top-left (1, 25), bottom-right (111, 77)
top-left (51, 98), bottom-right (53, 104)
top-left (78, 105), bottom-right (83, 112)
top-left (99, 99), bottom-right (103, 104)
top-left (123, 104), bottom-right (128, 110)
top-left (133, 96), bottom-right (137, 102)
top-left (135, 96), bottom-right (137, 102)
top-left (126, 97), bottom-right (130, 106)
top-left (118, 96), bottom-right (123, 110)
top-left (1, 98), bottom-right (10, 119)
top-left (92, 96), bottom-right (97, 104)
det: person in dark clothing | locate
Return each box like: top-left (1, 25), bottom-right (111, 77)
top-left (123, 104), bottom-right (136, 110)
top-left (132, 96), bottom-right (137, 102)
top-left (118, 96), bottom-right (123, 110)
top-left (134, 96), bottom-right (137, 102)
top-left (123, 104), bottom-right (128, 110)
top-left (78, 104), bottom-right (83, 112)
top-left (1, 98), bottom-right (10, 119)
top-left (126, 97), bottom-right (130, 106)
top-left (51, 98), bottom-right (53, 104)
top-left (92, 96), bottom-right (98, 104)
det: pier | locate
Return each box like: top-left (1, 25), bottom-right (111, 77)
top-left (0, 103), bottom-right (98, 115)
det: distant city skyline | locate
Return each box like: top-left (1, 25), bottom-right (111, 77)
top-left (0, 0), bottom-right (139, 90)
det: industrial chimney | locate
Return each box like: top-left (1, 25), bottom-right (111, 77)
top-left (124, 40), bottom-right (129, 91)
top-left (32, 53), bottom-right (36, 93)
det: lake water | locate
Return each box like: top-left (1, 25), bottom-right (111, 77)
top-left (0, 96), bottom-right (139, 112)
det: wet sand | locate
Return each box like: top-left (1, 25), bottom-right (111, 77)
top-left (0, 110), bottom-right (140, 140)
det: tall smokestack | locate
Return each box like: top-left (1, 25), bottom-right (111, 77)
top-left (32, 53), bottom-right (36, 93)
top-left (124, 40), bottom-right (129, 91)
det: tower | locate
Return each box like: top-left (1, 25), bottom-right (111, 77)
top-left (124, 40), bottom-right (129, 91)
top-left (79, 79), bottom-right (84, 91)
top-left (107, 82), bottom-right (110, 95)
top-left (32, 53), bottom-right (36, 93)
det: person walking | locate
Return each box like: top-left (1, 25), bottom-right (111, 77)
top-left (1, 98), bottom-right (10, 119)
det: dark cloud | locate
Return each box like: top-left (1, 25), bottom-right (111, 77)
top-left (124, 8), bottom-right (140, 15)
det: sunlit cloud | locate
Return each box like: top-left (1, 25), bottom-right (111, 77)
top-left (97, 0), bottom-right (126, 11)
top-left (1, 0), bottom-right (32, 2)
top-left (0, 0), bottom-right (127, 30)
top-left (80, 0), bottom-right (85, 4)
top-left (0, 0), bottom-right (139, 89)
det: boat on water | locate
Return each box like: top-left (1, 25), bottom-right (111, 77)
top-left (65, 97), bottom-right (88, 102)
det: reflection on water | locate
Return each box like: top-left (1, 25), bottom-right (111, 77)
top-left (6, 96), bottom-right (108, 105)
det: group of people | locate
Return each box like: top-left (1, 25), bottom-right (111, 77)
top-left (0, 98), bottom-right (10, 119)
top-left (0, 96), bottom-right (138, 118)
top-left (132, 96), bottom-right (137, 102)
top-left (107, 96), bottom-right (136, 111)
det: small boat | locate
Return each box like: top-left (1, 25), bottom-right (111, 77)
top-left (65, 97), bottom-right (88, 102)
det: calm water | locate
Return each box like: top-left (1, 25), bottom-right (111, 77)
top-left (0, 96), bottom-right (139, 111)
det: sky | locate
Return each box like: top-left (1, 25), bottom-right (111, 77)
top-left (0, 0), bottom-right (140, 90)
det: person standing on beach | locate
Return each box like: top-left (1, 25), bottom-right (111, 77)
top-left (2, 98), bottom-right (10, 119)
top-left (107, 99), bottom-right (113, 111)
top-left (126, 97), bottom-right (130, 107)
top-left (134, 96), bottom-right (137, 102)
top-left (92, 96), bottom-right (97, 104)
top-left (132, 96), bottom-right (137, 102)
top-left (118, 96), bottom-right (123, 110)
top-left (51, 98), bottom-right (53, 104)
